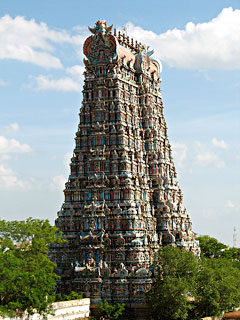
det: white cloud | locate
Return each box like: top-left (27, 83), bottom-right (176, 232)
top-left (0, 154), bottom-right (11, 161)
top-left (0, 15), bottom-right (79, 69)
top-left (66, 65), bottom-right (84, 80)
top-left (30, 74), bottom-right (82, 92)
top-left (194, 140), bottom-right (227, 168)
top-left (50, 152), bottom-right (71, 190)
top-left (4, 123), bottom-right (19, 133)
top-left (212, 138), bottom-right (228, 149)
top-left (225, 200), bottom-right (235, 208)
top-left (63, 152), bottom-right (72, 170)
top-left (171, 142), bottom-right (187, 168)
top-left (125, 7), bottom-right (240, 70)
top-left (0, 15), bottom-right (87, 92)
top-left (0, 164), bottom-right (12, 176)
top-left (0, 163), bottom-right (30, 189)
top-left (51, 175), bottom-right (66, 191)
top-left (29, 64), bottom-right (85, 92)
top-left (194, 151), bottom-right (225, 168)
top-left (236, 154), bottom-right (240, 160)
top-left (0, 136), bottom-right (32, 153)
top-left (0, 79), bottom-right (7, 86)
top-left (0, 134), bottom-right (32, 189)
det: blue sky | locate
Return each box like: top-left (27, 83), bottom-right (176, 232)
top-left (0, 0), bottom-right (239, 246)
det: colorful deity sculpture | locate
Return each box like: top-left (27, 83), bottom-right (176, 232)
top-left (50, 21), bottom-right (200, 307)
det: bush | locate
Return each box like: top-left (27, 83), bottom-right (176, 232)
top-left (97, 300), bottom-right (125, 320)
top-left (146, 246), bottom-right (240, 320)
top-left (0, 218), bottom-right (64, 317)
top-left (55, 291), bottom-right (83, 302)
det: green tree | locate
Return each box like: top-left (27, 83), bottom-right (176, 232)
top-left (98, 301), bottom-right (125, 320)
top-left (0, 218), bottom-right (63, 317)
top-left (192, 257), bottom-right (240, 318)
top-left (146, 246), bottom-right (200, 320)
top-left (221, 247), bottom-right (240, 263)
top-left (55, 291), bottom-right (83, 302)
top-left (147, 244), bottom-right (240, 320)
top-left (196, 236), bottom-right (227, 258)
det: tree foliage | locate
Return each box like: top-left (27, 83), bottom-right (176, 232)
top-left (146, 246), bottom-right (199, 320)
top-left (147, 245), bottom-right (240, 320)
top-left (0, 218), bottom-right (63, 317)
top-left (197, 235), bottom-right (240, 267)
top-left (55, 291), bottom-right (83, 302)
top-left (192, 257), bottom-right (240, 318)
top-left (97, 301), bottom-right (125, 320)
top-left (196, 235), bottom-right (227, 258)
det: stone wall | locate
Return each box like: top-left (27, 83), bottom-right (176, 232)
top-left (0, 298), bottom-right (90, 320)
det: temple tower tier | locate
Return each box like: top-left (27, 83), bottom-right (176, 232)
top-left (50, 20), bottom-right (199, 305)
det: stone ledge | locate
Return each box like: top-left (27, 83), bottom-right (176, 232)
top-left (0, 298), bottom-right (90, 320)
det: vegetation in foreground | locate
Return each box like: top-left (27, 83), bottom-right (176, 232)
top-left (147, 238), bottom-right (240, 320)
top-left (0, 218), bottom-right (64, 317)
top-left (97, 301), bottom-right (125, 320)
top-left (55, 291), bottom-right (83, 302)
top-left (1, 217), bottom-right (240, 320)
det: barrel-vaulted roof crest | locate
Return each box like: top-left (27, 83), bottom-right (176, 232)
top-left (83, 20), bottom-right (117, 68)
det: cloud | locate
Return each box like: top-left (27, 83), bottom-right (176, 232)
top-left (0, 163), bottom-right (30, 189)
top-left (66, 65), bottom-right (84, 81)
top-left (4, 123), bottom-right (19, 133)
top-left (63, 152), bottom-right (72, 170)
top-left (0, 136), bottom-right (32, 153)
top-left (50, 152), bottom-right (71, 190)
top-left (236, 154), bottom-right (240, 160)
top-left (194, 151), bottom-right (225, 168)
top-left (51, 175), bottom-right (66, 191)
top-left (29, 64), bottom-right (84, 92)
top-left (125, 7), bottom-right (240, 70)
top-left (0, 154), bottom-right (11, 161)
top-left (30, 74), bottom-right (82, 92)
top-left (0, 79), bottom-right (7, 86)
top-left (225, 200), bottom-right (235, 208)
top-left (0, 15), bottom-right (78, 69)
top-left (171, 142), bottom-right (187, 168)
top-left (0, 134), bottom-right (33, 189)
top-left (212, 138), bottom-right (228, 149)
top-left (194, 140), bottom-right (228, 168)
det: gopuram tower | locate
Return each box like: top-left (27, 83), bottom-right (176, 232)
top-left (51, 20), bottom-right (199, 306)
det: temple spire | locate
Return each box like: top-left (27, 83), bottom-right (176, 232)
top-left (51, 20), bottom-right (199, 309)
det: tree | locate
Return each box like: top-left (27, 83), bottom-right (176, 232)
top-left (197, 235), bottom-right (240, 268)
top-left (196, 236), bottom-right (227, 258)
top-left (0, 218), bottom-right (63, 317)
top-left (97, 301), bottom-right (125, 320)
top-left (221, 247), bottom-right (240, 264)
top-left (146, 246), bottom-right (200, 320)
top-left (147, 244), bottom-right (240, 320)
top-left (192, 257), bottom-right (240, 319)
top-left (55, 291), bottom-right (83, 302)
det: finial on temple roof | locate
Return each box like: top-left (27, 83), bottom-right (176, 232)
top-left (88, 20), bottom-right (113, 35)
